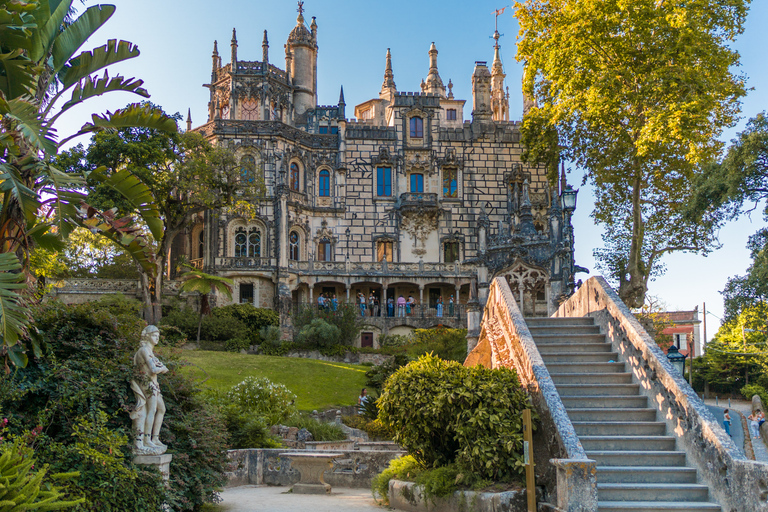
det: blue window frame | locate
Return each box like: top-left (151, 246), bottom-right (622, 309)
top-left (240, 155), bottom-right (255, 183)
top-left (410, 117), bottom-right (423, 138)
top-left (330, 126), bottom-right (339, 134)
top-left (290, 163), bottom-right (300, 191)
top-left (319, 126), bottom-right (328, 134)
top-left (319, 169), bottom-right (330, 197)
top-left (410, 173), bottom-right (424, 193)
top-left (377, 167), bottom-right (392, 196)
top-left (443, 168), bottom-right (458, 198)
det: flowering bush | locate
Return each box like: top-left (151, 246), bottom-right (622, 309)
top-left (227, 377), bottom-right (297, 426)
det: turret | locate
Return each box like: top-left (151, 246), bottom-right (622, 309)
top-left (490, 31), bottom-right (509, 121)
top-left (286, 2), bottom-right (318, 116)
top-left (211, 40), bottom-right (219, 80)
top-left (338, 86), bottom-right (346, 119)
top-left (186, 108), bottom-right (192, 132)
top-left (471, 61), bottom-right (492, 122)
top-left (263, 30), bottom-right (269, 64)
top-left (422, 42), bottom-right (446, 97)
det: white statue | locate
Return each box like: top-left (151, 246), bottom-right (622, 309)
top-left (130, 325), bottom-right (168, 455)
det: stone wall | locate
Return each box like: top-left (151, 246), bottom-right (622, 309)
top-left (464, 277), bottom-right (597, 512)
top-left (225, 448), bottom-right (403, 488)
top-left (555, 276), bottom-right (768, 512)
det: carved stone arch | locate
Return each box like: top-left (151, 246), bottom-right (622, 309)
top-left (498, 260), bottom-right (549, 317)
top-left (190, 223), bottom-right (205, 261)
top-left (287, 153), bottom-right (305, 192)
top-left (227, 217), bottom-right (270, 258)
top-left (288, 223), bottom-right (308, 261)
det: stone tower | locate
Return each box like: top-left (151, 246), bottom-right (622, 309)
top-left (472, 61), bottom-right (492, 122)
top-left (286, 5), bottom-right (318, 116)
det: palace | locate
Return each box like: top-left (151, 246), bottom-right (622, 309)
top-left (177, 5), bottom-right (580, 346)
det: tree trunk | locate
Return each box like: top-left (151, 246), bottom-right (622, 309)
top-left (619, 173), bottom-right (648, 309)
top-left (139, 256), bottom-right (164, 326)
top-left (196, 296), bottom-right (203, 344)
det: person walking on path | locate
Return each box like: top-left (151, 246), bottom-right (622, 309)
top-left (724, 409), bottom-right (732, 437)
top-left (749, 410), bottom-right (761, 438)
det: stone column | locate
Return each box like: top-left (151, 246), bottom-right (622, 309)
top-left (419, 284), bottom-right (425, 318)
top-left (279, 195), bottom-right (288, 268)
top-left (346, 283), bottom-right (351, 302)
top-left (309, 284), bottom-right (314, 305)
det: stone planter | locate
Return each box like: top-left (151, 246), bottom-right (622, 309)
top-left (388, 480), bottom-right (539, 512)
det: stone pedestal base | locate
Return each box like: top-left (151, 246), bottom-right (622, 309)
top-left (293, 482), bottom-right (331, 494)
top-left (134, 453), bottom-right (172, 482)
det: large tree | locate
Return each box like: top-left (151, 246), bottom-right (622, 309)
top-left (61, 117), bottom-right (264, 324)
top-left (516, 0), bottom-right (749, 307)
top-left (0, 0), bottom-right (175, 368)
top-left (690, 112), bottom-right (768, 320)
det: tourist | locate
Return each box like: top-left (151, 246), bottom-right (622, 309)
top-left (723, 409), bottom-right (732, 437)
top-left (387, 296), bottom-right (394, 317)
top-left (358, 292), bottom-right (366, 317)
top-left (749, 410), bottom-right (761, 438)
top-left (759, 410), bottom-right (766, 430)
top-left (449, 295), bottom-right (455, 317)
top-left (331, 294), bottom-right (338, 312)
top-left (406, 295), bottom-right (414, 316)
top-left (436, 296), bottom-right (443, 317)
top-left (317, 293), bottom-right (325, 310)
top-left (373, 294), bottom-right (380, 317)
top-left (368, 293), bottom-right (375, 317)
top-left (397, 295), bottom-right (406, 317)
top-left (358, 388), bottom-right (369, 415)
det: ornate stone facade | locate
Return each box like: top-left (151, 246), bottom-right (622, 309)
top-left (176, 5), bottom-right (579, 345)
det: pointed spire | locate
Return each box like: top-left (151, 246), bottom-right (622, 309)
top-left (381, 48), bottom-right (396, 93)
top-left (447, 79), bottom-right (454, 99)
top-left (186, 109), bottom-right (192, 132)
top-left (262, 30), bottom-right (269, 64)
top-left (310, 16), bottom-right (317, 40)
top-left (560, 161), bottom-right (567, 195)
top-left (211, 40), bottom-right (219, 76)
top-left (212, 40), bottom-right (218, 56)
top-left (230, 28), bottom-right (238, 69)
top-left (338, 85), bottom-right (346, 118)
top-left (424, 42), bottom-right (445, 97)
top-left (297, 0), bottom-right (305, 24)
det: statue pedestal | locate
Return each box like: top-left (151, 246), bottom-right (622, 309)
top-left (134, 453), bottom-right (172, 482)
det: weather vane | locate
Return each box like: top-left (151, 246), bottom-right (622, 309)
top-left (493, 6), bottom-right (508, 42)
top-left (297, 1), bottom-right (304, 16)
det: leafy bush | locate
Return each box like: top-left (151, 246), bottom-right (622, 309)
top-left (201, 314), bottom-right (250, 344)
top-left (1, 300), bottom-right (229, 511)
top-left (227, 377), bottom-right (297, 426)
top-left (287, 415), bottom-right (347, 441)
top-left (365, 354), bottom-right (410, 392)
top-left (221, 406), bottom-right (282, 449)
top-left (378, 333), bottom-right (411, 348)
top-left (295, 318), bottom-right (342, 347)
top-left (371, 455), bottom-right (422, 504)
top-left (213, 304), bottom-right (278, 341)
top-left (294, 303), bottom-right (361, 346)
top-left (160, 307), bottom-right (200, 341)
top-left (408, 328), bottom-right (468, 362)
top-left (379, 354), bottom-right (532, 480)
top-left (225, 337), bottom-right (251, 353)
top-left (160, 324), bottom-right (190, 347)
top-left (741, 384), bottom-right (768, 406)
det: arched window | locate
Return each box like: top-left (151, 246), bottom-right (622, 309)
top-left (235, 227), bottom-right (261, 258)
top-left (241, 97), bottom-right (259, 121)
top-left (410, 173), bottom-right (424, 193)
top-left (290, 162), bottom-right (300, 191)
top-left (318, 169), bottom-right (330, 197)
top-left (443, 168), bottom-right (458, 198)
top-left (289, 231), bottom-right (300, 261)
top-left (410, 116), bottom-right (423, 138)
top-left (198, 229), bottom-right (205, 260)
top-left (240, 155), bottom-right (256, 183)
top-left (318, 239), bottom-right (332, 262)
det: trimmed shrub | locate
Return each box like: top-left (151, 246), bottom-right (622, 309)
top-left (379, 354), bottom-right (532, 480)
top-left (227, 377), bottom-right (297, 426)
top-left (287, 414), bottom-right (347, 442)
top-left (200, 314), bottom-right (249, 344)
top-left (365, 354), bottom-right (410, 392)
top-left (293, 303), bottom-right (361, 346)
top-left (213, 304), bottom-right (278, 336)
top-left (225, 337), bottom-right (251, 353)
top-left (295, 318), bottom-right (342, 348)
top-left (741, 384), bottom-right (768, 406)
top-left (408, 328), bottom-right (468, 362)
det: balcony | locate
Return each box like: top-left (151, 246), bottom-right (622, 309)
top-left (295, 303), bottom-right (468, 329)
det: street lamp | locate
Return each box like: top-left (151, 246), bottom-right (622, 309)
top-left (666, 345), bottom-right (687, 376)
top-left (561, 185), bottom-right (578, 211)
top-left (345, 227), bottom-right (351, 261)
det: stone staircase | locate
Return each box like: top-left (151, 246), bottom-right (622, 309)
top-left (527, 317), bottom-right (721, 512)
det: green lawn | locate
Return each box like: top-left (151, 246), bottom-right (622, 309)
top-left (175, 350), bottom-right (368, 411)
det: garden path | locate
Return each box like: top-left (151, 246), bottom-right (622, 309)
top-left (218, 485), bottom-right (383, 511)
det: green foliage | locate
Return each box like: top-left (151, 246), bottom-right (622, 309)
top-left (408, 328), bottom-right (468, 362)
top-left (226, 377), bottom-right (297, 426)
top-left (741, 384), bottom-right (768, 406)
top-left (225, 338), bottom-right (251, 353)
top-left (371, 455), bottom-right (423, 504)
top-left (517, 0), bottom-right (748, 308)
top-left (379, 354), bottom-right (532, 480)
top-left (214, 304), bottom-right (279, 337)
top-left (286, 415), bottom-right (347, 442)
top-left (294, 303), bottom-right (362, 346)
top-left (221, 406), bottom-right (281, 450)
top-left (0, 299), bottom-right (229, 511)
top-left (0, 437), bottom-right (83, 511)
top-left (295, 318), bottom-right (342, 348)
top-left (377, 334), bottom-right (411, 348)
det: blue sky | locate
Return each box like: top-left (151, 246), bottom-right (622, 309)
top-left (58, 1), bottom-right (768, 340)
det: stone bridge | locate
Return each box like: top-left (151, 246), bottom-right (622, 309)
top-left (466, 276), bottom-right (768, 512)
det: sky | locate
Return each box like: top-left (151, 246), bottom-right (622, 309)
top-left (57, 0), bottom-right (768, 342)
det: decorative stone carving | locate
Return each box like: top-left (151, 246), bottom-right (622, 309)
top-left (130, 325), bottom-right (168, 455)
top-left (400, 210), bottom-right (439, 256)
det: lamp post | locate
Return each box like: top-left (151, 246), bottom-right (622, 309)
top-left (666, 344), bottom-right (687, 376)
top-left (345, 227), bottom-right (351, 261)
top-left (560, 185), bottom-right (578, 295)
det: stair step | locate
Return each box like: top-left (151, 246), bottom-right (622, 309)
top-left (596, 466), bottom-right (698, 484)
top-left (598, 483), bottom-right (709, 502)
top-left (526, 317), bottom-right (595, 326)
top-left (560, 395), bottom-right (649, 408)
top-left (550, 373), bottom-right (634, 385)
top-left (541, 352), bottom-right (620, 363)
top-left (573, 421), bottom-right (667, 436)
top-left (538, 343), bottom-right (613, 354)
top-left (556, 384), bottom-right (641, 396)
top-left (569, 408), bottom-right (658, 421)
top-left (533, 333), bottom-right (607, 343)
top-left (545, 362), bottom-right (626, 373)
top-left (597, 501), bottom-right (721, 512)
top-left (527, 325), bottom-right (602, 335)
top-left (587, 450), bottom-right (687, 467)
top-left (580, 436), bottom-right (676, 451)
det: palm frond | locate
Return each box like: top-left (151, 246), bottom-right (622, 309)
top-left (58, 38), bottom-right (140, 89)
top-left (60, 102), bottom-right (177, 146)
top-left (50, 3), bottom-right (115, 75)
top-left (55, 70), bottom-right (148, 116)
top-left (0, 252), bottom-right (30, 349)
